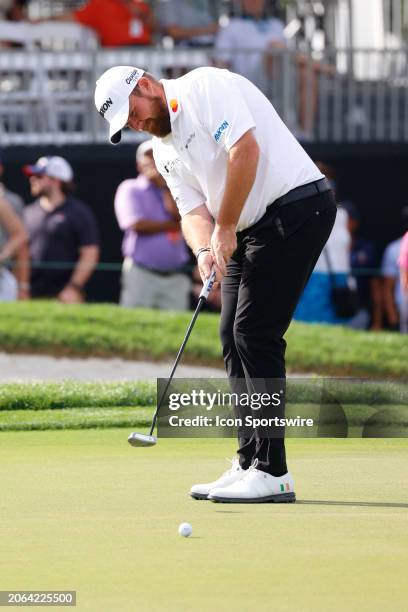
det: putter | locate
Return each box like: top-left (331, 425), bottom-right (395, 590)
top-left (128, 267), bottom-right (216, 448)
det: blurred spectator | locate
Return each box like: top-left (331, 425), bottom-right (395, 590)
top-left (214, 0), bottom-right (286, 84)
top-left (114, 140), bottom-right (191, 310)
top-left (399, 230), bottom-right (408, 333)
top-left (0, 0), bottom-right (28, 48)
top-left (157, 0), bottom-right (219, 47)
top-left (23, 156), bottom-right (100, 303)
top-left (41, 0), bottom-right (155, 47)
top-left (0, 0), bottom-right (27, 20)
top-left (400, 231), bottom-right (408, 291)
top-left (342, 201), bottom-right (383, 330)
top-left (294, 161), bottom-right (352, 324)
top-left (0, 153), bottom-right (30, 299)
top-left (381, 207), bottom-right (408, 331)
top-left (294, 204), bottom-right (351, 324)
top-left (0, 193), bottom-right (27, 302)
top-left (214, 0), bottom-right (333, 138)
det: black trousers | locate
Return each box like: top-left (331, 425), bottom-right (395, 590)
top-left (220, 189), bottom-right (337, 475)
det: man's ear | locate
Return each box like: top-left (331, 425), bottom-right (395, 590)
top-left (137, 76), bottom-right (151, 95)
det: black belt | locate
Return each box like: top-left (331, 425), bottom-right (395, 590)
top-left (136, 262), bottom-right (185, 277)
top-left (238, 177), bottom-right (333, 238)
top-left (273, 177), bottom-right (331, 209)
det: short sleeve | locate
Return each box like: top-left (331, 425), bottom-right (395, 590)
top-left (114, 180), bottom-right (146, 230)
top-left (73, 201), bottom-right (99, 247)
top-left (152, 140), bottom-right (206, 217)
top-left (162, 169), bottom-right (206, 217)
top-left (268, 18), bottom-right (286, 44)
top-left (381, 243), bottom-right (398, 277)
top-left (399, 232), bottom-right (408, 270)
top-left (5, 191), bottom-right (24, 217)
top-left (194, 70), bottom-right (256, 152)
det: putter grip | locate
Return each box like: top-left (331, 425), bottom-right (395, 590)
top-left (199, 268), bottom-right (216, 300)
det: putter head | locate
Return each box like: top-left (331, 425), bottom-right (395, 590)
top-left (128, 432), bottom-right (157, 447)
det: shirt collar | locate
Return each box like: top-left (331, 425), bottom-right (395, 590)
top-left (160, 78), bottom-right (182, 124)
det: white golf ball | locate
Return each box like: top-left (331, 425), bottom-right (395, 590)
top-left (178, 522), bottom-right (192, 537)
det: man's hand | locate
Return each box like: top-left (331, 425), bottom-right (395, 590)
top-left (197, 250), bottom-right (223, 285)
top-left (17, 284), bottom-right (30, 301)
top-left (57, 285), bottom-right (84, 304)
top-left (210, 223), bottom-right (237, 277)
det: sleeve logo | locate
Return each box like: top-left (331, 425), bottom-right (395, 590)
top-left (214, 120), bottom-right (229, 142)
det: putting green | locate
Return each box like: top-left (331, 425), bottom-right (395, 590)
top-left (0, 431), bottom-right (407, 612)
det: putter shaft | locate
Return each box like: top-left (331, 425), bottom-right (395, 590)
top-left (149, 269), bottom-right (216, 435)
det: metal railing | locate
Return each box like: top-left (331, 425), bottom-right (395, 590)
top-left (1, 46), bottom-right (408, 145)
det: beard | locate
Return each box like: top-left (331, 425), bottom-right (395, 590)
top-left (30, 181), bottom-right (50, 199)
top-left (144, 96), bottom-right (171, 137)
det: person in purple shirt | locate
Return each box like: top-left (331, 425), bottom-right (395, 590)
top-left (114, 139), bottom-right (191, 309)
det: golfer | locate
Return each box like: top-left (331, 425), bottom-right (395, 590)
top-left (95, 66), bottom-right (337, 503)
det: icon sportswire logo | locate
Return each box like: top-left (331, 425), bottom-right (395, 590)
top-left (214, 120), bottom-right (229, 142)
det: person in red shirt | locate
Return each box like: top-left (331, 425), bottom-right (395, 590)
top-left (45, 0), bottom-right (155, 47)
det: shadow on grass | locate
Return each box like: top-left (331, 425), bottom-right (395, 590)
top-left (296, 499), bottom-right (408, 509)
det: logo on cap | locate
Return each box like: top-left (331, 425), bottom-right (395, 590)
top-left (170, 99), bottom-right (178, 113)
top-left (99, 97), bottom-right (113, 118)
top-left (126, 69), bottom-right (139, 85)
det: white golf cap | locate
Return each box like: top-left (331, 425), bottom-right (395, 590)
top-left (94, 66), bottom-right (145, 145)
top-left (23, 156), bottom-right (73, 182)
top-left (136, 139), bottom-right (153, 162)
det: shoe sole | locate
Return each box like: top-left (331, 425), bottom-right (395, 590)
top-left (190, 492), bottom-right (209, 500)
top-left (209, 492), bottom-right (296, 504)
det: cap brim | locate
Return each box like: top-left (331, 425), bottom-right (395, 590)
top-left (109, 99), bottom-right (130, 145)
top-left (22, 164), bottom-right (44, 177)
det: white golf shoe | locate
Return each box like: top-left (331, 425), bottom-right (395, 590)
top-left (208, 460), bottom-right (296, 503)
top-left (190, 458), bottom-right (245, 500)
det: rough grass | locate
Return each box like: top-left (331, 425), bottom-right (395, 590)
top-left (0, 301), bottom-right (406, 378)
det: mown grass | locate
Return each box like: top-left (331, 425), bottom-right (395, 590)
top-left (1, 434), bottom-right (407, 611)
top-left (0, 402), bottom-right (407, 434)
top-left (0, 407), bottom-right (153, 431)
top-left (0, 380), bottom-right (407, 412)
top-left (0, 380), bottom-right (407, 432)
top-left (0, 381), bottom-right (155, 411)
top-left (0, 301), bottom-right (407, 378)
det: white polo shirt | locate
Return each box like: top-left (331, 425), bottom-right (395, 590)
top-left (152, 67), bottom-right (323, 231)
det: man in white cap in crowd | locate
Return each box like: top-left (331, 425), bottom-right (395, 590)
top-left (23, 156), bottom-right (100, 302)
top-left (94, 65), bottom-right (337, 503)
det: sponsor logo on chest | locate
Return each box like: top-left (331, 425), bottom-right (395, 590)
top-left (183, 132), bottom-right (196, 150)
